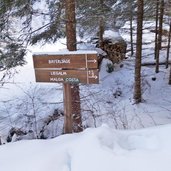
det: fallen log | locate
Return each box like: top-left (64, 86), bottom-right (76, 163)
top-left (141, 61), bottom-right (171, 66)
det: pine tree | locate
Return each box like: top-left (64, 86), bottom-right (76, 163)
top-left (76, 0), bottom-right (117, 38)
top-left (166, 20), bottom-right (171, 69)
top-left (168, 21), bottom-right (171, 84)
top-left (0, 0), bottom-right (26, 80)
top-left (154, 0), bottom-right (159, 60)
top-left (155, 0), bottom-right (165, 73)
top-left (129, 2), bottom-right (134, 56)
top-left (134, 0), bottom-right (144, 103)
top-left (64, 0), bottom-right (82, 133)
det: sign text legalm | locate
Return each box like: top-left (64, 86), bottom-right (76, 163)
top-left (50, 71), bottom-right (67, 82)
top-left (50, 71), bottom-right (67, 76)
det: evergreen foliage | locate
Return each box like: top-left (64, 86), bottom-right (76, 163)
top-left (0, 0), bottom-right (170, 83)
top-left (0, 0), bottom-right (26, 75)
top-left (76, 0), bottom-right (117, 37)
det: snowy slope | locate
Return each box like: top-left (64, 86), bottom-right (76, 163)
top-left (1, 124), bottom-right (171, 171)
top-left (0, 20), bottom-right (171, 141)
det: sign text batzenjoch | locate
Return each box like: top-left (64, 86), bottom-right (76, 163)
top-left (33, 52), bottom-right (98, 69)
top-left (48, 59), bottom-right (70, 64)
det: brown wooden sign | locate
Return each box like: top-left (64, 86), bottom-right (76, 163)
top-left (34, 69), bottom-right (99, 84)
top-left (33, 52), bottom-right (98, 69)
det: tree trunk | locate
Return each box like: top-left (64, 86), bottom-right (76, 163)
top-left (99, 0), bottom-right (104, 48)
top-left (63, 83), bottom-right (72, 133)
top-left (166, 21), bottom-right (171, 69)
top-left (99, 17), bottom-right (104, 48)
top-left (66, 0), bottom-right (77, 51)
top-left (158, 0), bottom-right (164, 50)
top-left (154, 0), bottom-right (159, 60)
top-left (134, 0), bottom-right (144, 103)
top-left (130, 3), bottom-right (134, 56)
top-left (65, 0), bottom-right (82, 133)
top-left (155, 0), bottom-right (164, 73)
top-left (169, 66), bottom-right (171, 85)
top-left (168, 21), bottom-right (171, 85)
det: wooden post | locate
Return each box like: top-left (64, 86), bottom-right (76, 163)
top-left (63, 83), bottom-right (72, 133)
top-left (65, 0), bottom-right (82, 133)
top-left (32, 52), bottom-right (98, 133)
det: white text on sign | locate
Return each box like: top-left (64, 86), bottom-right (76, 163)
top-left (48, 59), bottom-right (70, 64)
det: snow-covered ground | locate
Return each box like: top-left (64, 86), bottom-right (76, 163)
top-left (0, 20), bottom-right (171, 142)
top-left (1, 124), bottom-right (171, 171)
top-left (0, 19), bottom-right (171, 171)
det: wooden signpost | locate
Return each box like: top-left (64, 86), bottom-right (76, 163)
top-left (33, 51), bottom-right (99, 133)
top-left (33, 51), bottom-right (99, 84)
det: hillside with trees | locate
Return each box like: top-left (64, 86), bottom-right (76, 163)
top-left (0, 0), bottom-right (171, 143)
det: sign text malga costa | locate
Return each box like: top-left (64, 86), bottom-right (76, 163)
top-left (33, 51), bottom-right (99, 84)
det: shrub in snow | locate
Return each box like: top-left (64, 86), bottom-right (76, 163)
top-left (39, 109), bottom-right (64, 139)
top-left (6, 127), bottom-right (27, 142)
top-left (106, 63), bottom-right (114, 73)
top-left (151, 77), bottom-right (156, 81)
top-left (113, 88), bottom-right (122, 98)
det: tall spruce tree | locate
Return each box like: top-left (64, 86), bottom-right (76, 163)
top-left (76, 0), bottom-right (117, 39)
top-left (155, 0), bottom-right (165, 73)
top-left (166, 20), bottom-right (171, 69)
top-left (168, 21), bottom-right (171, 84)
top-left (154, 0), bottom-right (159, 60)
top-left (64, 0), bottom-right (82, 133)
top-left (134, 0), bottom-right (144, 103)
top-left (0, 0), bottom-right (26, 81)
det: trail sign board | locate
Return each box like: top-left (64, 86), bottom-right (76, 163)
top-left (33, 51), bottom-right (99, 134)
top-left (33, 51), bottom-right (99, 84)
top-left (34, 69), bottom-right (99, 84)
top-left (33, 51), bottom-right (98, 69)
